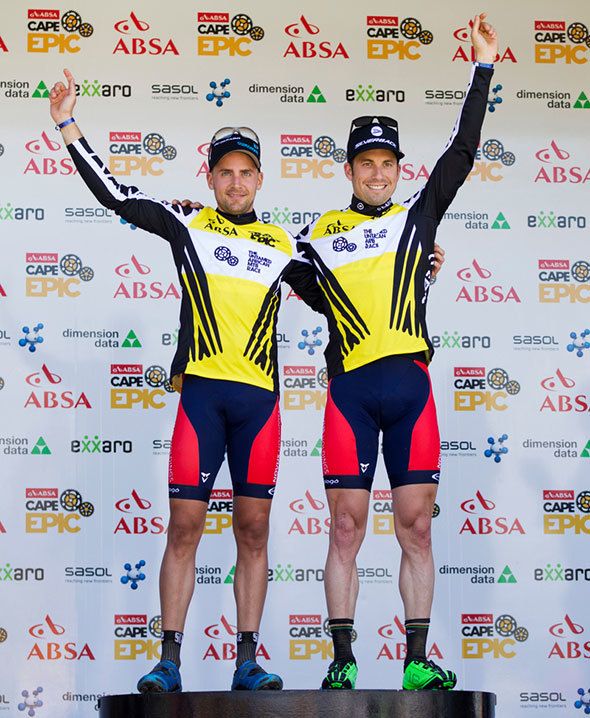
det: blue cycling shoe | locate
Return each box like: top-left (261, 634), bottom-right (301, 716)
top-left (137, 660), bottom-right (182, 693)
top-left (231, 660), bottom-right (283, 690)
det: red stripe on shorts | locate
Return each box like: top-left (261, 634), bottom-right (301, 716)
top-left (246, 398), bottom-right (281, 486)
top-left (408, 361), bottom-right (440, 470)
top-left (322, 381), bottom-right (359, 475)
top-left (168, 399), bottom-right (199, 487)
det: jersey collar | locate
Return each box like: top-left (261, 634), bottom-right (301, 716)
top-left (350, 194), bottom-right (393, 217)
top-left (216, 208), bottom-right (257, 225)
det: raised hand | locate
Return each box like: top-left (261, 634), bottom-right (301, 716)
top-left (49, 68), bottom-right (77, 124)
top-left (471, 13), bottom-right (498, 64)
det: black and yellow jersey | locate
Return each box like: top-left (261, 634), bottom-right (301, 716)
top-left (297, 64), bottom-right (493, 379)
top-left (67, 138), bottom-right (322, 393)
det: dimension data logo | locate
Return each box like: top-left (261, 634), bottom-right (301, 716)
top-left (515, 87), bottom-right (589, 110)
top-left (522, 438), bottom-right (580, 458)
top-left (284, 15), bottom-right (348, 60)
top-left (534, 20), bottom-right (590, 65)
top-left (366, 15), bottom-right (433, 60)
top-left (443, 210), bottom-right (509, 230)
top-left (197, 12), bottom-right (264, 57)
top-left (113, 11), bottom-right (178, 56)
top-left (439, 564), bottom-right (515, 585)
top-left (27, 9), bottom-right (94, 54)
top-left (538, 258), bottom-right (590, 304)
top-left (249, 82), bottom-right (326, 104)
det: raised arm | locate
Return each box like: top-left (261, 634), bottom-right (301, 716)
top-left (49, 69), bottom-right (193, 238)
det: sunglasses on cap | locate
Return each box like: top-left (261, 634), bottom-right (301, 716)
top-left (349, 116), bottom-right (399, 134)
top-left (210, 126), bottom-right (260, 145)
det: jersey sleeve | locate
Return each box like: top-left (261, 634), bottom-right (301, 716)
top-left (407, 64), bottom-right (493, 222)
top-left (67, 137), bottom-right (195, 240)
top-left (282, 257), bottom-right (326, 313)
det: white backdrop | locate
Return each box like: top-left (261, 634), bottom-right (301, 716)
top-left (1, 0), bottom-right (589, 715)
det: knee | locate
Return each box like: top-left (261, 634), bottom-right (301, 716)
top-left (234, 513), bottom-right (269, 553)
top-left (397, 513), bottom-right (432, 553)
top-left (167, 514), bottom-right (204, 554)
top-left (330, 510), bottom-right (365, 554)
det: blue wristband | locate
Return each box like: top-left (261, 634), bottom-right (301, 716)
top-left (56, 117), bottom-right (75, 130)
top-left (474, 61), bottom-right (494, 68)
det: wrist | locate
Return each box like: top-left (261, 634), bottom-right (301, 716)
top-left (474, 60), bottom-right (494, 68)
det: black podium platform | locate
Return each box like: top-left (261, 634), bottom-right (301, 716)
top-left (99, 689), bottom-right (495, 717)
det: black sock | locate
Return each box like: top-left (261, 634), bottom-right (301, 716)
top-left (404, 618), bottom-right (430, 668)
top-left (236, 631), bottom-right (258, 668)
top-left (161, 630), bottom-right (183, 668)
top-left (329, 618), bottom-right (355, 663)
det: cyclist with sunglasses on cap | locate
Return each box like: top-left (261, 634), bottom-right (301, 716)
top-left (48, 69), bottom-right (323, 693)
top-left (295, 14), bottom-right (498, 691)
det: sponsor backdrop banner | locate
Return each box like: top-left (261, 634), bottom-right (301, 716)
top-left (1, 0), bottom-right (589, 714)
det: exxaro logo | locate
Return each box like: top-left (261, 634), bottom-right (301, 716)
top-left (259, 206), bottom-right (321, 227)
top-left (113, 11), bottom-right (178, 55)
top-left (284, 15), bottom-right (348, 59)
top-left (543, 489), bottom-right (590, 535)
top-left (0, 201), bottom-right (44, 220)
top-left (74, 79), bottom-right (131, 98)
top-left (534, 20), bottom-right (590, 64)
top-left (459, 490), bottom-right (524, 536)
top-left (528, 210), bottom-right (586, 229)
top-left (26, 251), bottom-right (94, 297)
top-left (535, 563), bottom-right (590, 582)
top-left (452, 19), bottom-right (516, 63)
top-left (462, 613), bottom-right (528, 659)
top-left (534, 140), bottom-right (590, 183)
top-left (114, 255), bottom-right (180, 300)
top-left (432, 330), bottom-right (491, 350)
top-left (366, 15), bottom-right (433, 60)
top-left (377, 615), bottom-right (443, 661)
top-left (27, 9), bottom-right (94, 54)
top-left (109, 130), bottom-right (177, 176)
top-left (456, 259), bottom-right (520, 303)
top-left (538, 259), bottom-right (590, 304)
top-left (197, 12), bottom-right (264, 56)
top-left (114, 614), bottom-right (161, 660)
top-left (280, 134), bottom-right (346, 179)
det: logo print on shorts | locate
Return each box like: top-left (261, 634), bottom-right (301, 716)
top-left (201, 472), bottom-right (211, 482)
top-left (360, 462), bottom-right (370, 473)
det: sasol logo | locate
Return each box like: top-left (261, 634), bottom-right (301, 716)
top-left (466, 138), bottom-right (516, 183)
top-left (462, 613), bottom-right (528, 659)
top-left (548, 614), bottom-right (589, 659)
top-left (283, 365), bottom-right (328, 411)
top-left (27, 614), bottom-right (95, 661)
top-left (110, 364), bottom-right (175, 409)
top-left (367, 15), bottom-right (433, 60)
top-left (204, 490), bottom-right (233, 535)
top-left (289, 615), bottom-right (332, 660)
top-left (114, 489), bottom-right (166, 535)
top-left (203, 615), bottom-right (270, 661)
top-left (113, 255), bottom-right (180, 300)
top-left (288, 490), bottom-right (330, 535)
top-left (284, 15), bottom-right (348, 60)
top-left (75, 79), bottom-right (131, 98)
top-left (538, 259), bottom-right (590, 304)
top-left (452, 18), bottom-right (516, 63)
top-left (113, 11), bottom-right (179, 56)
top-left (24, 129), bottom-right (77, 175)
top-left (534, 140), bottom-right (590, 184)
top-left (539, 369), bottom-right (590, 413)
top-left (109, 130), bottom-right (177, 176)
top-left (25, 487), bottom-right (94, 534)
top-left (26, 251), bottom-right (94, 297)
top-left (534, 20), bottom-right (590, 65)
top-left (197, 12), bottom-right (264, 57)
top-left (377, 615), bottom-right (443, 661)
top-left (544, 489), bottom-right (590, 535)
top-left (27, 8), bottom-right (94, 54)
top-left (114, 614), bottom-right (161, 660)
top-left (459, 490), bottom-right (525, 536)
top-left (24, 363), bottom-right (91, 409)
top-left (280, 134), bottom-right (346, 179)
top-left (454, 366), bottom-right (521, 412)
top-left (456, 259), bottom-right (521, 303)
